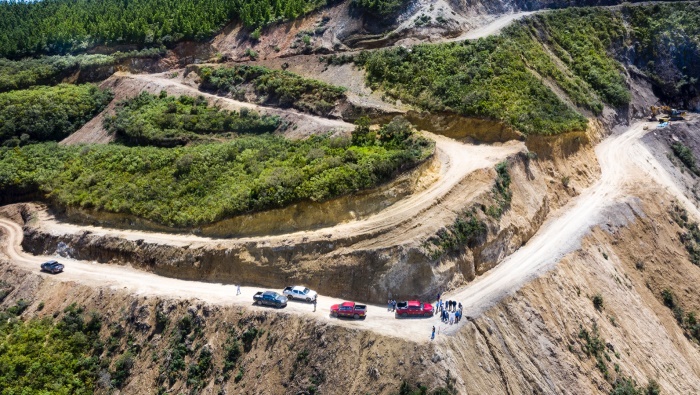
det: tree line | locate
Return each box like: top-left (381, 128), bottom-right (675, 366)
top-left (0, 0), bottom-right (325, 58)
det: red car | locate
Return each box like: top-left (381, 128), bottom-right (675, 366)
top-left (330, 301), bottom-right (367, 319)
top-left (395, 300), bottom-right (434, 318)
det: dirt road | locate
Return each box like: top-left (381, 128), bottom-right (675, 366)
top-left (441, 120), bottom-right (698, 333)
top-left (33, 133), bottom-right (524, 249)
top-left (2, 120), bottom-right (694, 342)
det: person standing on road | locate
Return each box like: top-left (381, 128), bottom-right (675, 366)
top-left (431, 326), bottom-right (436, 340)
top-left (313, 297), bottom-right (317, 312)
top-left (388, 299), bottom-right (392, 311)
top-left (236, 285), bottom-right (241, 295)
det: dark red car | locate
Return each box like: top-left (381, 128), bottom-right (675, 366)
top-left (330, 301), bottom-right (367, 319)
top-left (395, 300), bottom-right (433, 318)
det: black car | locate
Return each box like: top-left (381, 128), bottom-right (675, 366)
top-left (40, 260), bottom-right (64, 274)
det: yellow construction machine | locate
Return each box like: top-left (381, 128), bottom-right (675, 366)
top-left (650, 105), bottom-right (686, 121)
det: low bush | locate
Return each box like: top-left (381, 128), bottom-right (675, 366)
top-left (353, 0), bottom-right (409, 17)
top-left (0, 49), bottom-right (165, 92)
top-left (0, 84), bottom-right (113, 146)
top-left (199, 65), bottom-right (347, 117)
top-left (105, 92), bottom-right (281, 146)
top-left (671, 142), bottom-right (700, 176)
top-left (0, 117), bottom-right (432, 227)
top-left (0, 304), bottom-right (111, 394)
top-left (593, 294), bottom-right (604, 311)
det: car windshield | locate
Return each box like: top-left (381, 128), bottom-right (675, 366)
top-left (303, 288), bottom-right (310, 294)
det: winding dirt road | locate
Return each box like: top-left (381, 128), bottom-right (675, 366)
top-left (2, 120), bottom-right (692, 341)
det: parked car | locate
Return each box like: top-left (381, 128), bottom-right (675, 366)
top-left (283, 286), bottom-right (317, 302)
top-left (40, 260), bottom-right (64, 274)
top-left (395, 300), bottom-right (433, 318)
top-left (330, 301), bottom-right (366, 319)
top-left (253, 291), bottom-right (288, 308)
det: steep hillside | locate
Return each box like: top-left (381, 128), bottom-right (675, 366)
top-left (1, 2), bottom-right (700, 395)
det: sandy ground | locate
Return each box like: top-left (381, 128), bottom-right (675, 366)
top-left (3, 119), bottom-right (697, 343)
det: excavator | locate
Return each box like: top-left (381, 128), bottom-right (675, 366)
top-left (650, 105), bottom-right (686, 121)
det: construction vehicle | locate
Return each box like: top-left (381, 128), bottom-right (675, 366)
top-left (671, 109), bottom-right (686, 121)
top-left (650, 105), bottom-right (686, 121)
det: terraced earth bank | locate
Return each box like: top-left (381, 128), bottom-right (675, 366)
top-left (2, 1), bottom-right (700, 394)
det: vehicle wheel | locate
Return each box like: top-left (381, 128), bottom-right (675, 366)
top-left (353, 314), bottom-right (359, 319)
top-left (287, 295), bottom-right (293, 300)
top-left (401, 313), bottom-right (408, 318)
top-left (306, 297), bottom-right (311, 302)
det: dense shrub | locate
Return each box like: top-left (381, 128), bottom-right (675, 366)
top-left (622, 3), bottom-right (700, 104)
top-left (527, 9), bottom-right (630, 107)
top-left (357, 36), bottom-right (589, 136)
top-left (0, 0), bottom-right (325, 58)
top-left (356, 6), bottom-right (667, 135)
top-left (0, 84), bottom-right (113, 146)
top-left (0, 117), bottom-right (433, 227)
top-left (0, 49), bottom-right (165, 92)
top-left (0, 304), bottom-right (104, 394)
top-left (671, 142), bottom-right (700, 176)
top-left (353, 0), bottom-right (408, 17)
top-left (199, 65), bottom-right (347, 117)
top-left (105, 92), bottom-right (281, 146)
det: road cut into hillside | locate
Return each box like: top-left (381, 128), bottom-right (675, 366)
top-left (2, 120), bottom-right (695, 341)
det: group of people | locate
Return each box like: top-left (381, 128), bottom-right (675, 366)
top-left (436, 297), bottom-right (462, 325)
top-left (387, 299), bottom-right (398, 312)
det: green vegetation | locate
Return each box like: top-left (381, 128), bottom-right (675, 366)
top-left (0, 83), bottom-right (113, 146)
top-left (622, 3), bottom-right (700, 103)
top-left (671, 142), bottom-right (700, 176)
top-left (394, 370), bottom-right (457, 395)
top-left (526, 9), bottom-right (630, 107)
top-left (106, 92), bottom-right (280, 147)
top-left (0, 303), bottom-right (103, 394)
top-left (670, 204), bottom-right (700, 266)
top-left (199, 65), bottom-right (347, 117)
top-left (486, 161), bottom-right (511, 218)
top-left (610, 377), bottom-right (661, 395)
top-left (357, 34), bottom-right (590, 136)
top-left (578, 323), bottom-right (609, 379)
top-left (0, 49), bottom-right (165, 92)
top-left (423, 161), bottom-right (510, 260)
top-left (576, 322), bottom-right (660, 394)
top-left (357, 6), bottom-right (671, 136)
top-left (353, 0), bottom-right (408, 17)
top-left (593, 294), bottom-right (604, 311)
top-left (0, 0), bottom-right (325, 58)
top-left (659, 288), bottom-right (700, 344)
top-left (0, 117), bottom-right (433, 227)
top-left (424, 210), bottom-right (486, 261)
